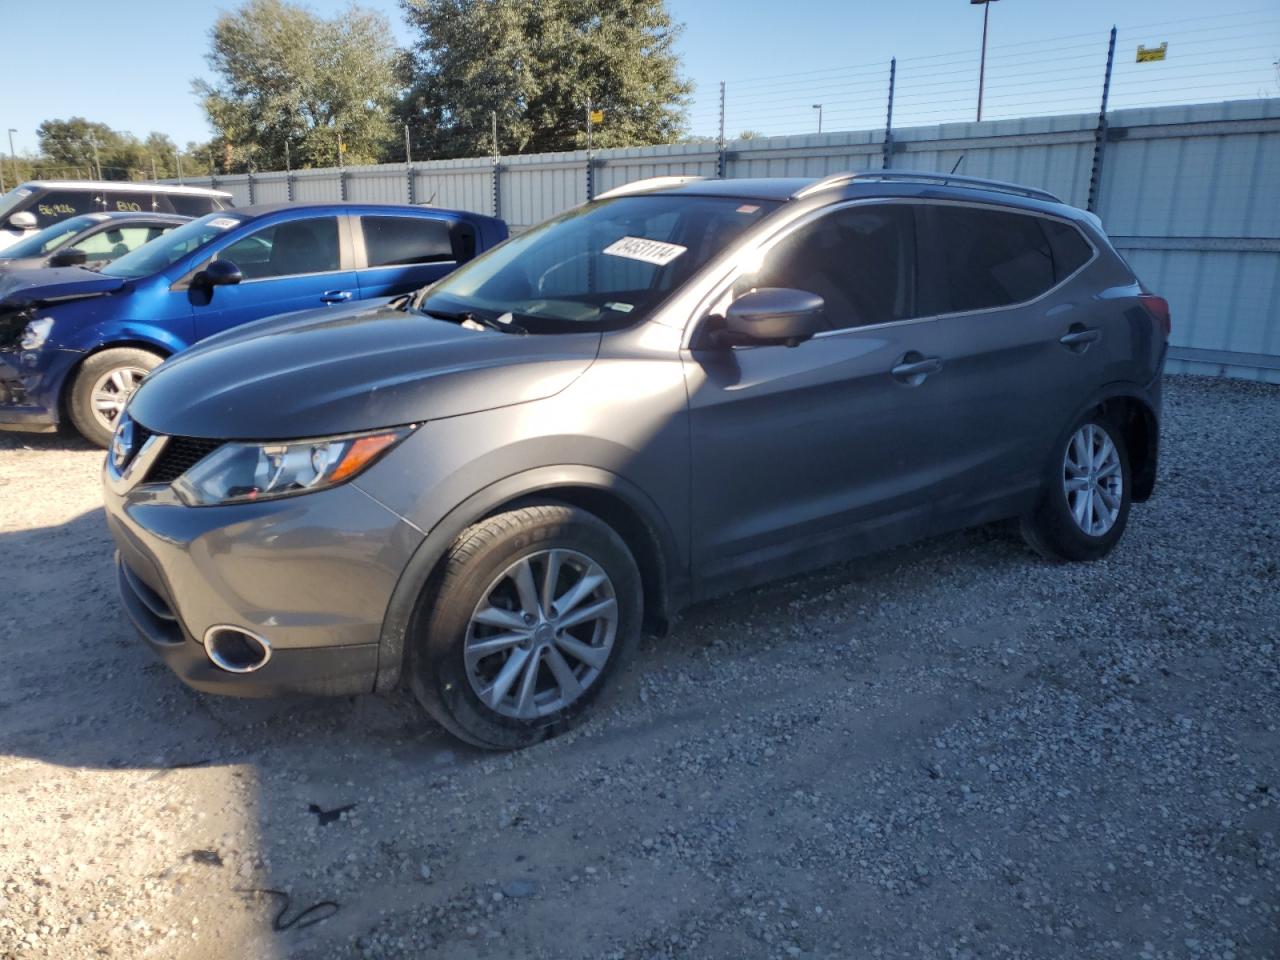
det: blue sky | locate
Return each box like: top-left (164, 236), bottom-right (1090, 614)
top-left (4, 0), bottom-right (1277, 154)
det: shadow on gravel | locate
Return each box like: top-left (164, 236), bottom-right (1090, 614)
top-left (0, 428), bottom-right (97, 454)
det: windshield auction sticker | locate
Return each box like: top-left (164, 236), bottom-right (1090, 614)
top-left (603, 236), bottom-right (687, 267)
top-left (208, 217), bottom-right (240, 230)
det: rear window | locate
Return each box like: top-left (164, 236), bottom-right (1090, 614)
top-left (361, 215), bottom-right (454, 267)
top-left (933, 205), bottom-right (1055, 312)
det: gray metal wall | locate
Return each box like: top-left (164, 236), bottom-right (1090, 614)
top-left (178, 98), bottom-right (1280, 383)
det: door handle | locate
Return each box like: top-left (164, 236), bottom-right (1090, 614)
top-left (1059, 327), bottom-right (1100, 350)
top-left (321, 290), bottom-right (353, 303)
top-left (890, 354), bottom-right (943, 385)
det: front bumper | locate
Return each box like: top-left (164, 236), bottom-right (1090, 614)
top-left (0, 347), bottom-right (80, 431)
top-left (105, 468), bottom-right (424, 698)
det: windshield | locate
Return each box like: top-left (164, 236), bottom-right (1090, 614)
top-left (0, 186), bottom-right (34, 222)
top-left (0, 215), bottom-right (99, 259)
top-left (420, 194), bottom-right (778, 332)
top-left (101, 212), bottom-right (248, 279)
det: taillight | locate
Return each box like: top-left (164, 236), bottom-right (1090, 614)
top-left (1139, 294), bottom-right (1171, 338)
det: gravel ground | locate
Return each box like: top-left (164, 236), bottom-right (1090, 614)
top-left (0, 374), bottom-right (1277, 960)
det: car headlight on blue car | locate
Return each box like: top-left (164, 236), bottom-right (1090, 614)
top-left (173, 426), bottom-right (416, 506)
top-left (20, 317), bottom-right (54, 350)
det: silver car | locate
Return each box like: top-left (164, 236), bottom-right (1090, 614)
top-left (104, 172), bottom-right (1170, 749)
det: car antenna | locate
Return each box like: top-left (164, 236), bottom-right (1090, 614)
top-left (949, 154), bottom-right (965, 175)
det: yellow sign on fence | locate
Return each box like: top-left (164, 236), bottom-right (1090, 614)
top-left (1136, 42), bottom-right (1168, 63)
top-left (589, 110), bottom-right (605, 125)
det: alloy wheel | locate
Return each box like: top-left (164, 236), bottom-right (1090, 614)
top-left (1063, 423), bottom-right (1123, 537)
top-left (463, 548), bottom-right (618, 719)
top-left (90, 366), bottom-right (149, 432)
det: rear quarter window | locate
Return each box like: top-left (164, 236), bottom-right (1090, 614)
top-left (361, 216), bottom-right (454, 267)
top-left (932, 205), bottom-right (1056, 312)
top-left (1042, 218), bottom-right (1094, 282)
top-left (168, 195), bottom-right (228, 217)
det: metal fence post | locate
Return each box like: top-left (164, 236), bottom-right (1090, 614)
top-left (247, 171), bottom-right (256, 205)
top-left (405, 125), bottom-right (416, 204)
top-left (882, 58), bottom-right (897, 170)
top-left (1088, 26), bottom-right (1117, 213)
top-left (491, 112), bottom-right (501, 219)
top-left (339, 169), bottom-right (348, 201)
top-left (717, 80), bottom-right (727, 179)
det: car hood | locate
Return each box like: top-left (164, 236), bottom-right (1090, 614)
top-left (129, 300), bottom-right (602, 439)
top-left (0, 266), bottom-right (127, 307)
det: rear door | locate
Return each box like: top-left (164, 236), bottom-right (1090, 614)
top-left (191, 215), bottom-right (358, 341)
top-left (916, 202), bottom-right (1109, 516)
top-left (685, 201), bottom-right (957, 595)
top-left (354, 213), bottom-right (461, 298)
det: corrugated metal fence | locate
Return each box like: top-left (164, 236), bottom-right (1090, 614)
top-left (178, 98), bottom-right (1280, 383)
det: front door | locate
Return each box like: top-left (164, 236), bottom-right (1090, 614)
top-left (685, 202), bottom-right (955, 597)
top-left (192, 215), bottom-right (357, 342)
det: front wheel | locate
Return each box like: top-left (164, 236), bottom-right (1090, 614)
top-left (1021, 413), bottom-right (1132, 562)
top-left (408, 503), bottom-right (642, 750)
top-left (67, 347), bottom-right (163, 448)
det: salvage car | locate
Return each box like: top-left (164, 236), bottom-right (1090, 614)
top-left (0, 202), bottom-right (507, 445)
top-left (0, 212), bottom-right (189, 272)
top-left (103, 172), bottom-right (1169, 749)
top-left (0, 180), bottom-right (231, 251)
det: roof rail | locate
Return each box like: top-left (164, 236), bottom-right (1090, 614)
top-left (791, 170), bottom-right (1062, 204)
top-left (594, 176), bottom-right (705, 201)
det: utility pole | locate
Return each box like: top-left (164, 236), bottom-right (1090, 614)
top-left (586, 96), bottom-right (594, 154)
top-left (971, 0), bottom-right (1000, 121)
top-left (90, 136), bottom-right (102, 179)
top-left (491, 110), bottom-right (499, 159)
top-left (175, 151), bottom-right (183, 184)
top-left (283, 140), bottom-right (291, 174)
top-left (151, 156), bottom-right (158, 181)
top-left (812, 104), bottom-right (823, 134)
top-left (6, 129), bottom-right (17, 189)
top-left (404, 124), bottom-right (412, 164)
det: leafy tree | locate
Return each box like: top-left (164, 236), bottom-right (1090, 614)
top-left (34, 119), bottom-right (192, 181)
top-left (400, 0), bottom-right (692, 158)
top-left (195, 0), bottom-right (402, 170)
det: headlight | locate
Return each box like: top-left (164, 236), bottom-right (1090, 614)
top-left (20, 317), bottom-right (54, 350)
top-left (173, 426), bottom-right (415, 506)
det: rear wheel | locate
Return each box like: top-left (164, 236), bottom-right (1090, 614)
top-left (408, 503), bottom-right (642, 750)
top-left (68, 347), bottom-right (163, 448)
top-left (1021, 413), bottom-right (1131, 562)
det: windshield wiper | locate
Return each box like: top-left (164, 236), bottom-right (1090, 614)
top-left (419, 307), bottom-right (527, 335)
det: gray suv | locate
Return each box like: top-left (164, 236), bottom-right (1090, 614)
top-left (104, 172), bottom-right (1169, 749)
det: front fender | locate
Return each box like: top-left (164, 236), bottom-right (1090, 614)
top-left (365, 463), bottom-right (683, 694)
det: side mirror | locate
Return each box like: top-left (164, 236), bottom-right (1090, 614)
top-left (193, 258), bottom-right (243, 289)
top-left (50, 247), bottom-right (88, 267)
top-left (719, 287), bottom-right (826, 347)
top-left (8, 211), bottom-right (37, 231)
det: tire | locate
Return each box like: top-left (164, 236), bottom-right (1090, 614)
top-left (67, 347), bottom-right (163, 448)
top-left (407, 503), bottom-right (642, 750)
top-left (1020, 412), bottom-right (1132, 562)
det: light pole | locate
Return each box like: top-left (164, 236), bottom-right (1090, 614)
top-left (971, 0), bottom-right (999, 122)
top-left (812, 104), bottom-right (823, 134)
top-left (7, 129), bottom-right (17, 187)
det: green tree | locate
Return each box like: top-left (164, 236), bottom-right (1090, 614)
top-left (35, 119), bottom-right (184, 181)
top-left (400, 0), bottom-right (692, 158)
top-left (195, 0), bottom-right (402, 170)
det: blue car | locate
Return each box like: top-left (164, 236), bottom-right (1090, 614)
top-left (0, 202), bottom-right (507, 446)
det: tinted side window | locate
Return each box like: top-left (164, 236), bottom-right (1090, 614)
top-left (170, 195), bottom-right (225, 217)
top-left (1042, 218), bottom-right (1093, 282)
top-left (752, 204), bottom-right (916, 330)
top-left (361, 216), bottom-right (453, 267)
top-left (933, 206), bottom-right (1054, 312)
top-left (217, 217), bottom-right (340, 280)
top-left (108, 192), bottom-right (158, 214)
top-left (31, 190), bottom-right (101, 227)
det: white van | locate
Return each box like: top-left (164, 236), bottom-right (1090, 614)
top-left (0, 181), bottom-right (233, 252)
